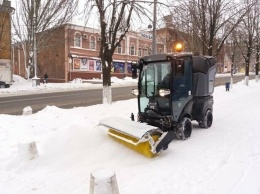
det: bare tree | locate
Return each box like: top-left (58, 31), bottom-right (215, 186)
top-left (12, 0), bottom-right (78, 79)
top-left (255, 34), bottom-right (260, 82)
top-left (171, 0), bottom-right (250, 57)
top-left (84, 0), bottom-right (165, 104)
top-left (234, 0), bottom-right (260, 85)
top-left (253, 2), bottom-right (260, 82)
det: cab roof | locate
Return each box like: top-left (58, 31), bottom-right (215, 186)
top-left (140, 52), bottom-right (193, 63)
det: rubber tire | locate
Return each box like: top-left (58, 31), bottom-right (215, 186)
top-left (0, 85), bottom-right (5, 88)
top-left (175, 117), bottom-right (192, 140)
top-left (199, 110), bottom-right (213, 128)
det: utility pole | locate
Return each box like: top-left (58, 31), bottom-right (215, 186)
top-left (33, 0), bottom-right (37, 78)
top-left (231, 52), bottom-right (234, 88)
top-left (152, 0), bottom-right (157, 54)
top-left (32, 0), bottom-right (40, 86)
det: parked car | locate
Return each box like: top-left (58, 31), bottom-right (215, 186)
top-left (0, 81), bottom-right (10, 88)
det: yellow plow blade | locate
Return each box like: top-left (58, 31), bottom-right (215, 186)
top-left (108, 128), bottom-right (160, 158)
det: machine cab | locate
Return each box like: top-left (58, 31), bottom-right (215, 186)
top-left (132, 54), bottom-right (193, 122)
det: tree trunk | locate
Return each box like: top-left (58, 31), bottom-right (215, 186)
top-left (102, 57), bottom-right (112, 104)
top-left (255, 46), bottom-right (259, 82)
top-left (103, 85), bottom-right (112, 104)
top-left (102, 66), bottom-right (112, 104)
top-left (245, 42), bottom-right (251, 86)
top-left (95, 0), bottom-right (134, 104)
top-left (21, 42), bottom-right (31, 80)
top-left (245, 58), bottom-right (250, 86)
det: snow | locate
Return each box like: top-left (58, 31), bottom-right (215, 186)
top-left (0, 75), bottom-right (137, 96)
top-left (1, 74), bottom-right (260, 194)
top-left (99, 117), bottom-right (159, 139)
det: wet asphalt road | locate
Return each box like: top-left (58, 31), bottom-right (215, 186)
top-left (0, 75), bottom-right (254, 115)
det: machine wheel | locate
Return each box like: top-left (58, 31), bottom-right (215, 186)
top-left (175, 117), bottom-right (192, 140)
top-left (199, 110), bottom-right (213, 128)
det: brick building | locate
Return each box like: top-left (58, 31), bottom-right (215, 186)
top-left (13, 23), bottom-right (165, 83)
top-left (0, 0), bottom-right (14, 86)
top-left (0, 0), bottom-right (14, 60)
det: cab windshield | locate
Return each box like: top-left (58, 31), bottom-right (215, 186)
top-left (138, 57), bottom-right (193, 120)
top-left (139, 62), bottom-right (171, 115)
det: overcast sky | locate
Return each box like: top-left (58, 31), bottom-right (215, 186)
top-left (10, 0), bottom-right (170, 30)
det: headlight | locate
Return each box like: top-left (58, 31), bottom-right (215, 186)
top-left (159, 89), bottom-right (170, 97)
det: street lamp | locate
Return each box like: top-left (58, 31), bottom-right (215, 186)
top-left (230, 53), bottom-right (234, 88)
top-left (152, 0), bottom-right (157, 54)
top-left (147, 0), bottom-right (157, 54)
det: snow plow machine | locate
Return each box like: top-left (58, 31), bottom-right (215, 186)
top-left (100, 52), bottom-right (217, 157)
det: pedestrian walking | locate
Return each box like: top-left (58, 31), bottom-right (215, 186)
top-left (44, 72), bottom-right (48, 84)
top-left (225, 82), bottom-right (230, 91)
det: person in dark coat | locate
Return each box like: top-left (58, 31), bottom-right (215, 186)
top-left (161, 65), bottom-right (171, 89)
top-left (44, 72), bottom-right (49, 84)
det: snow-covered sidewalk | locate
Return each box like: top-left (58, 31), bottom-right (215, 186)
top-left (0, 75), bottom-right (260, 193)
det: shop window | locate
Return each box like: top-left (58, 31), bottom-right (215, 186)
top-left (88, 60), bottom-right (95, 71)
top-left (73, 58), bottom-right (81, 70)
top-left (74, 33), bottom-right (82, 47)
top-left (113, 62), bottom-right (125, 73)
top-left (96, 61), bottom-right (102, 71)
top-left (81, 58), bottom-right (88, 70)
top-left (90, 36), bottom-right (96, 49)
top-left (127, 63), bottom-right (132, 73)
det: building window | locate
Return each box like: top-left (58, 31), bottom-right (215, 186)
top-left (138, 48), bottom-right (142, 57)
top-left (148, 46), bottom-right (152, 55)
top-left (117, 44), bottom-right (122, 54)
top-left (130, 43), bottom-right (135, 55)
top-left (159, 48), bottom-right (163, 53)
top-left (144, 44), bottom-right (148, 56)
top-left (74, 32), bottom-right (82, 47)
top-left (90, 36), bottom-right (96, 49)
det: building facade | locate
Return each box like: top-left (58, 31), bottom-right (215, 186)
top-left (0, 0), bottom-right (14, 60)
top-left (13, 23), bottom-right (165, 83)
top-left (0, 0), bottom-right (14, 85)
top-left (14, 21), bottom-right (241, 82)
